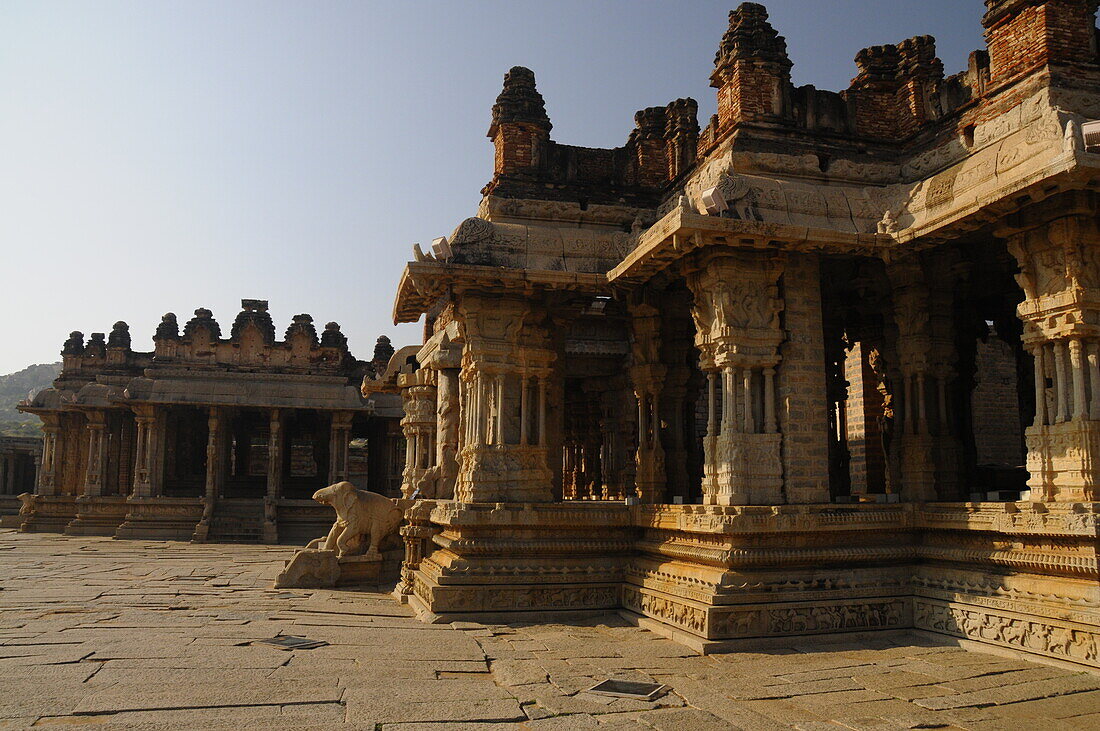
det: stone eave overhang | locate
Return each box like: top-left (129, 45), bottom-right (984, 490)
top-left (607, 207), bottom-right (889, 285)
top-left (113, 370), bottom-right (371, 412)
top-left (611, 149), bottom-right (1100, 285)
top-left (894, 149), bottom-right (1100, 247)
top-left (15, 404), bottom-right (52, 417)
top-left (0, 436), bottom-right (41, 450)
top-left (393, 260), bottom-right (609, 324)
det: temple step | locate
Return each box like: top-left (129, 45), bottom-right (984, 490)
top-left (206, 500), bottom-right (266, 543)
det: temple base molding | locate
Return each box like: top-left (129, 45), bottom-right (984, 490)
top-left (403, 500), bottom-right (1099, 669)
top-left (404, 501), bottom-right (632, 623)
top-left (18, 495), bottom-right (78, 533)
top-left (114, 497), bottom-right (205, 541)
top-left (65, 496), bottom-right (129, 536)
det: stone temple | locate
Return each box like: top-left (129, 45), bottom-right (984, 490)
top-left (13, 0), bottom-right (1100, 671)
top-left (15, 301), bottom-right (405, 542)
top-left (387, 0), bottom-right (1100, 667)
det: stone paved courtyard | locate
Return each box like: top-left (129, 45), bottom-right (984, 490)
top-left (0, 530), bottom-right (1098, 730)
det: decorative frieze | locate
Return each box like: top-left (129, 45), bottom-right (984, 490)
top-left (622, 585), bottom-right (707, 634)
top-left (916, 599), bottom-right (1099, 667)
top-left (418, 576), bottom-right (619, 614)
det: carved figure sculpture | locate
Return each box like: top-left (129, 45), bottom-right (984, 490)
top-left (716, 173), bottom-right (760, 221)
top-left (1064, 119), bottom-right (1083, 153)
top-left (877, 209), bottom-right (899, 234)
top-left (17, 493), bottom-right (34, 517)
top-left (306, 481), bottom-right (403, 558)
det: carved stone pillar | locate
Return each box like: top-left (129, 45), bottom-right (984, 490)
top-left (328, 411), bottom-right (353, 484)
top-left (630, 303), bottom-right (667, 503)
top-left (263, 409), bottom-right (284, 543)
top-left (194, 406), bottom-right (223, 541)
top-left (417, 331), bottom-right (463, 500)
top-left (1006, 196), bottom-right (1100, 501)
top-left (399, 369), bottom-right (437, 498)
top-left (130, 405), bottom-right (161, 498)
top-left (82, 411), bottom-right (108, 497)
top-left (455, 294), bottom-right (555, 503)
top-left (687, 250), bottom-right (785, 505)
top-left (37, 414), bottom-right (60, 496)
top-left (659, 299), bottom-right (694, 502)
top-left (266, 410), bottom-right (284, 500)
top-left (887, 254), bottom-right (939, 501)
top-left (395, 500), bottom-right (439, 598)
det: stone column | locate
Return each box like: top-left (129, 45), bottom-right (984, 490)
top-left (1070, 339), bottom-right (1088, 421)
top-left (130, 406), bottom-right (159, 498)
top-left (886, 251), bottom-right (943, 502)
top-left (266, 410), bottom-right (284, 500)
top-left (82, 411), bottom-right (108, 497)
top-left (454, 295), bottom-right (555, 503)
top-left (36, 414), bottom-right (61, 496)
top-left (206, 407), bottom-right (224, 502)
top-left (1033, 345), bottom-right (1049, 427)
top-left (1053, 341), bottom-right (1069, 423)
top-left (630, 303), bottom-right (667, 503)
top-left (1088, 343), bottom-right (1100, 421)
top-left (764, 367), bottom-right (777, 433)
top-left (538, 377), bottom-right (547, 447)
top-left (399, 369), bottom-right (437, 498)
top-left (328, 411), bottom-right (353, 483)
top-left (431, 364), bottom-right (457, 501)
top-left (263, 409), bottom-right (284, 543)
top-left (1006, 198), bottom-right (1100, 501)
top-left (687, 250), bottom-right (786, 505)
top-left (194, 406), bottom-right (223, 541)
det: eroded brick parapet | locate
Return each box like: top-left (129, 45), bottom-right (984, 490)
top-left (710, 2), bottom-right (792, 130)
top-left (983, 0), bottom-right (1099, 85)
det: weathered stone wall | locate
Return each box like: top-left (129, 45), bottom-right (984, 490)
top-left (778, 253), bottom-right (830, 503)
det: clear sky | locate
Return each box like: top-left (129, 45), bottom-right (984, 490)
top-left (0, 1), bottom-right (985, 374)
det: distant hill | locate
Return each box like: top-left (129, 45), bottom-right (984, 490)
top-left (0, 363), bottom-right (61, 437)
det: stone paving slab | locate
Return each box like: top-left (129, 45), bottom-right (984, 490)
top-left (1, 529), bottom-right (1098, 729)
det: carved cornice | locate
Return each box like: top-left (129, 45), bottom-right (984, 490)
top-left (393, 261), bottom-right (608, 325)
top-left (430, 501), bottom-right (632, 527)
top-left (609, 207), bottom-right (885, 285)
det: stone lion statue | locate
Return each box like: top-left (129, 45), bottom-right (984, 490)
top-left (305, 481), bottom-right (403, 558)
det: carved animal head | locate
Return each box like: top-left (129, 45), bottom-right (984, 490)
top-left (312, 481), bottom-right (358, 517)
top-left (17, 493), bottom-right (34, 516)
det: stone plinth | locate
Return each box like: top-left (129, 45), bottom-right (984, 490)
top-left (65, 495), bottom-right (130, 536)
top-left (1024, 422), bottom-right (1100, 502)
top-left (19, 495), bottom-right (78, 533)
top-left (0, 495), bottom-right (21, 528)
top-left (625, 503), bottom-right (915, 653)
top-left (376, 498), bottom-right (1100, 668)
top-left (114, 497), bottom-right (204, 541)
top-left (274, 499), bottom-right (334, 546)
top-left (337, 547), bottom-right (404, 587)
top-left (408, 501), bottom-right (632, 622)
top-left (275, 549), bottom-right (340, 588)
top-left (275, 546), bottom-right (404, 589)
top-left (914, 501), bottom-right (1100, 669)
